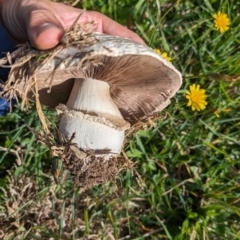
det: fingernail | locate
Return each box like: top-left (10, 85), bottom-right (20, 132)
top-left (36, 23), bottom-right (58, 36)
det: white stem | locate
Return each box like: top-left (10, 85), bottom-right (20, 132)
top-left (58, 78), bottom-right (129, 154)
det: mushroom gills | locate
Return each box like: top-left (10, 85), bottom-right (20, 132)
top-left (57, 78), bottom-right (130, 154)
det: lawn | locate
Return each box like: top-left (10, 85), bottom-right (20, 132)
top-left (0, 0), bottom-right (240, 239)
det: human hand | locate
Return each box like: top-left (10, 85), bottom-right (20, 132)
top-left (0, 0), bottom-right (145, 50)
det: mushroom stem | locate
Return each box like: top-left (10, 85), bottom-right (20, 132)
top-left (58, 78), bottom-right (130, 154)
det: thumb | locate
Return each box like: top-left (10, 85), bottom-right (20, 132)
top-left (26, 9), bottom-right (64, 50)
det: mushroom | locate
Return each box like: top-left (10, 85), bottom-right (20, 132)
top-left (4, 31), bottom-right (182, 186)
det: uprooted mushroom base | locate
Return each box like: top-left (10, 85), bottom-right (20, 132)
top-left (31, 127), bottom-right (132, 187)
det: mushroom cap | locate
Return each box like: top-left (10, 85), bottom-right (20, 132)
top-left (16, 33), bottom-right (182, 124)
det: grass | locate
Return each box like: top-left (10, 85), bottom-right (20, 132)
top-left (0, 0), bottom-right (240, 239)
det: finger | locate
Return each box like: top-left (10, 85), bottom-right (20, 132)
top-left (26, 9), bottom-right (64, 49)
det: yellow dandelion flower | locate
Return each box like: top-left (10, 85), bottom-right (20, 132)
top-left (154, 48), bottom-right (172, 62)
top-left (213, 12), bottom-right (230, 33)
top-left (185, 84), bottom-right (208, 111)
top-left (154, 48), bottom-right (161, 55)
top-left (161, 52), bottom-right (172, 62)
